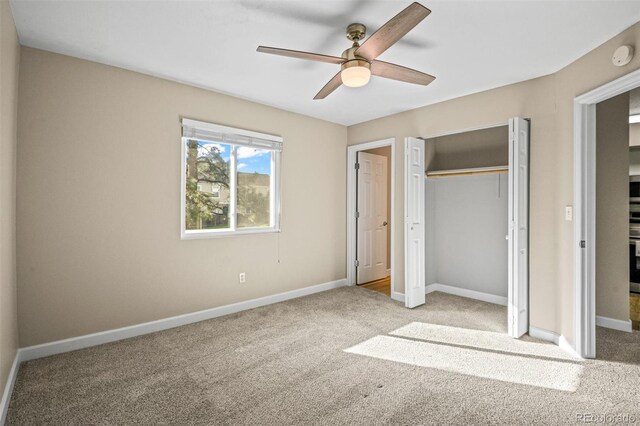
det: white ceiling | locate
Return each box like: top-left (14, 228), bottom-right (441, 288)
top-left (10, 0), bottom-right (640, 126)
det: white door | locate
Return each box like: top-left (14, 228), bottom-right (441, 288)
top-left (357, 152), bottom-right (389, 284)
top-left (405, 137), bottom-right (426, 308)
top-left (508, 117), bottom-right (530, 337)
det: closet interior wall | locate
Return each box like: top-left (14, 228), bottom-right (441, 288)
top-left (425, 126), bottom-right (510, 302)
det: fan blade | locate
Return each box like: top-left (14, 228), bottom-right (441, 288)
top-left (314, 71), bottom-right (343, 100)
top-left (257, 46), bottom-right (344, 64)
top-left (371, 60), bottom-right (435, 86)
top-left (355, 2), bottom-right (431, 61)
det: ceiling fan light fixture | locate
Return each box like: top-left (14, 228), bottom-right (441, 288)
top-left (340, 60), bottom-right (371, 88)
top-left (256, 2), bottom-right (434, 99)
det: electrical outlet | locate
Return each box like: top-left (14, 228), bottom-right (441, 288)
top-left (565, 206), bottom-right (573, 221)
top-left (239, 272), bottom-right (246, 283)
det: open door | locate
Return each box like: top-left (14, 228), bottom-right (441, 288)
top-left (405, 137), bottom-right (426, 308)
top-left (357, 152), bottom-right (389, 284)
top-left (508, 117), bottom-right (530, 337)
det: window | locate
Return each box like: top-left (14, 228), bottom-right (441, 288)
top-left (181, 118), bottom-right (282, 239)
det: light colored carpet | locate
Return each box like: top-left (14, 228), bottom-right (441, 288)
top-left (6, 288), bottom-right (640, 425)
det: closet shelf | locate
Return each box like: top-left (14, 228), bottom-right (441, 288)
top-left (426, 165), bottom-right (508, 178)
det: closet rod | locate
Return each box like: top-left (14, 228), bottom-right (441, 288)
top-left (426, 165), bottom-right (508, 178)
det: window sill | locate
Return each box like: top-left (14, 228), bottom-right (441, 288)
top-left (181, 227), bottom-right (281, 240)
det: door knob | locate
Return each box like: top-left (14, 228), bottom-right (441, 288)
top-left (383, 221), bottom-right (388, 226)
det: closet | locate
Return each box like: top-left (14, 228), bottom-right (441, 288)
top-left (424, 125), bottom-right (510, 305)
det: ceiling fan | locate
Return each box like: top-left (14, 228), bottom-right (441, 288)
top-left (257, 2), bottom-right (435, 100)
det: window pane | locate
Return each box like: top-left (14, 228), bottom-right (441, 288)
top-left (236, 147), bottom-right (272, 228)
top-left (184, 139), bottom-right (231, 231)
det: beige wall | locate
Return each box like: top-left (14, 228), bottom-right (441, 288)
top-left (0, 0), bottom-right (20, 392)
top-left (363, 146), bottom-right (391, 270)
top-left (349, 21), bottom-right (640, 340)
top-left (348, 75), bottom-right (557, 331)
top-left (17, 48), bottom-right (347, 347)
top-left (596, 92), bottom-right (630, 322)
top-left (552, 22), bottom-right (640, 341)
top-left (10, 14), bottom-right (640, 349)
top-left (631, 123), bottom-right (640, 146)
top-left (426, 125), bottom-right (509, 171)
top-left (630, 149), bottom-right (640, 175)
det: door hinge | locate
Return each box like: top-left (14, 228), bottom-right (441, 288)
top-left (355, 211), bottom-right (360, 219)
top-left (355, 162), bottom-right (360, 170)
top-left (580, 240), bottom-right (586, 248)
top-left (355, 259), bottom-right (360, 267)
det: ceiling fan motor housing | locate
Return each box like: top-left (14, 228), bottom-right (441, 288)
top-left (341, 46), bottom-right (371, 70)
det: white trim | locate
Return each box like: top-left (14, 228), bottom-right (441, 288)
top-left (573, 67), bottom-right (640, 359)
top-left (558, 335), bottom-right (581, 359)
top-left (596, 315), bottom-right (633, 333)
top-left (347, 138), bottom-right (396, 297)
top-left (19, 279), bottom-right (346, 362)
top-left (528, 326), bottom-right (559, 344)
top-left (391, 291), bottom-right (405, 303)
top-left (426, 165), bottom-right (508, 177)
top-left (182, 227), bottom-right (281, 240)
top-left (425, 283), bottom-right (508, 306)
top-left (529, 327), bottom-right (582, 359)
top-left (0, 352), bottom-right (21, 425)
top-left (181, 118), bottom-right (283, 143)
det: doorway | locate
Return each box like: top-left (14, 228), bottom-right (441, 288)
top-left (357, 149), bottom-right (390, 285)
top-left (417, 118), bottom-right (530, 338)
top-left (347, 139), bottom-right (395, 299)
top-left (574, 69), bottom-right (640, 359)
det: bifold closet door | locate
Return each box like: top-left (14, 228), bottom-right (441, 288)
top-left (508, 117), bottom-right (530, 338)
top-left (405, 137), bottom-right (426, 308)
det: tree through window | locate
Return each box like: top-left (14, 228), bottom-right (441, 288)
top-left (181, 119), bottom-right (282, 238)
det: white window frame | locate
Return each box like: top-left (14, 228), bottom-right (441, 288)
top-left (180, 118), bottom-right (282, 239)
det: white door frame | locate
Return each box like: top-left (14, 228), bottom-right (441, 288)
top-left (357, 151), bottom-right (389, 284)
top-left (347, 138), bottom-right (396, 296)
top-left (573, 68), bottom-right (640, 359)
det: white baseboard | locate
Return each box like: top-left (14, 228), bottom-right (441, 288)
top-left (425, 283), bottom-right (507, 306)
top-left (0, 351), bottom-right (21, 425)
top-left (19, 278), bottom-right (347, 362)
top-left (558, 335), bottom-right (580, 358)
top-left (391, 291), bottom-right (405, 303)
top-left (528, 326), bottom-right (559, 344)
top-left (596, 315), bottom-right (633, 333)
top-left (529, 326), bottom-right (581, 359)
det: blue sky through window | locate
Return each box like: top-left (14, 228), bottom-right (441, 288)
top-left (237, 147), bottom-right (271, 175)
top-left (195, 142), bottom-right (271, 175)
